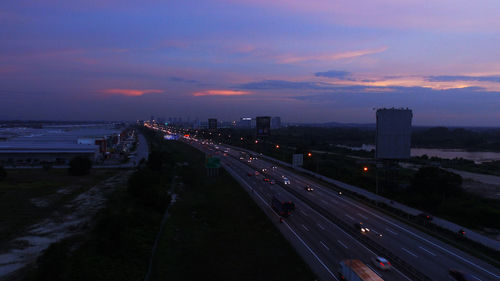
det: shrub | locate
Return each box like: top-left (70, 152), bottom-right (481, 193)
top-left (68, 157), bottom-right (92, 176)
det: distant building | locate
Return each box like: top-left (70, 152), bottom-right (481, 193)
top-left (239, 117), bottom-right (252, 128)
top-left (0, 124), bottom-right (124, 166)
top-left (208, 118), bottom-right (218, 130)
top-left (256, 116), bottom-right (271, 136)
top-left (271, 116), bottom-right (281, 129)
top-left (221, 121), bottom-right (233, 128)
top-left (0, 143), bottom-right (99, 166)
top-left (375, 108), bottom-right (413, 160)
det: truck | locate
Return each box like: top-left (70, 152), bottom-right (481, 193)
top-left (338, 259), bottom-right (384, 281)
top-left (271, 195), bottom-right (295, 218)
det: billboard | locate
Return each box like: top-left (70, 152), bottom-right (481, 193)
top-left (256, 116), bottom-right (271, 136)
top-left (375, 108), bottom-right (413, 160)
top-left (208, 118), bottom-right (217, 130)
top-left (292, 154), bottom-right (303, 167)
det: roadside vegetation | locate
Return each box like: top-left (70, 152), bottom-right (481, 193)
top-left (23, 127), bottom-right (315, 281)
top-left (151, 140), bottom-right (316, 281)
top-left (0, 169), bottom-right (116, 244)
top-left (198, 127), bottom-right (500, 231)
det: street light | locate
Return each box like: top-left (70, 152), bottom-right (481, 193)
top-left (363, 166), bottom-right (368, 172)
top-left (276, 145), bottom-right (280, 149)
top-left (307, 152), bottom-right (312, 157)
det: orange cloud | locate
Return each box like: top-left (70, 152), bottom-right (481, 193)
top-left (280, 47), bottom-right (387, 64)
top-left (193, 90), bottom-right (250, 96)
top-left (100, 89), bottom-right (164, 96)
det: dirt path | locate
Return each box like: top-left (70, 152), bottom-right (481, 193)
top-left (0, 171), bottom-right (132, 279)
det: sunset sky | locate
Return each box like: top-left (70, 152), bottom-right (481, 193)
top-left (2, 0), bottom-right (500, 125)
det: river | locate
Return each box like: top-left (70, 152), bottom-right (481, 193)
top-left (338, 144), bottom-right (500, 163)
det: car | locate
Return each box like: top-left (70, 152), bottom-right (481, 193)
top-left (262, 168), bottom-right (268, 173)
top-left (254, 171), bottom-right (260, 176)
top-left (305, 185), bottom-right (314, 192)
top-left (270, 180), bottom-right (276, 185)
top-left (247, 172), bottom-right (253, 176)
top-left (417, 213), bottom-right (433, 221)
top-left (283, 177), bottom-right (290, 185)
top-left (263, 177), bottom-right (270, 182)
top-left (449, 269), bottom-right (474, 281)
top-left (371, 256), bottom-right (391, 270)
top-left (354, 222), bottom-right (370, 233)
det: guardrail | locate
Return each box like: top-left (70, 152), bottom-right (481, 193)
top-left (276, 180), bottom-right (433, 281)
top-left (222, 144), bottom-right (500, 255)
top-left (218, 145), bottom-right (432, 280)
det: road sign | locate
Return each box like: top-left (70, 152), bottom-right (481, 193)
top-left (205, 156), bottom-right (221, 168)
top-left (292, 154), bottom-right (303, 167)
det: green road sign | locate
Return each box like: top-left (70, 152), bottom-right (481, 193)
top-left (206, 156), bottom-right (221, 168)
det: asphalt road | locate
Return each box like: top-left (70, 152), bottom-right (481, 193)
top-left (186, 139), bottom-right (500, 281)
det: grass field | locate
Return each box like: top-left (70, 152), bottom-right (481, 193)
top-left (21, 130), bottom-right (315, 281)
top-left (151, 141), bottom-right (316, 281)
top-left (0, 169), bottom-right (117, 245)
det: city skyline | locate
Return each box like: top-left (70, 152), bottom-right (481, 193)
top-left (2, 1), bottom-right (500, 126)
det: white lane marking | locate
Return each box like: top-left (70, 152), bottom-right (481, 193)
top-left (419, 246), bottom-right (437, 257)
top-left (402, 247), bottom-right (418, 258)
top-left (317, 223), bottom-right (325, 230)
top-left (221, 151), bottom-right (409, 281)
top-left (385, 228), bottom-right (398, 235)
top-left (283, 222), bottom-right (338, 280)
top-left (302, 224), bottom-right (310, 231)
top-left (366, 265), bottom-right (382, 278)
top-left (337, 240), bottom-right (348, 249)
top-left (300, 210), bottom-right (308, 216)
top-left (335, 195), bottom-right (500, 280)
top-left (320, 241), bottom-right (330, 250)
top-left (471, 275), bottom-right (483, 281)
top-left (357, 212), bottom-right (368, 219)
top-left (345, 214), bottom-right (354, 220)
top-left (224, 162), bottom-right (338, 280)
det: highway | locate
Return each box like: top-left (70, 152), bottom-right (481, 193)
top-left (185, 138), bottom-right (500, 281)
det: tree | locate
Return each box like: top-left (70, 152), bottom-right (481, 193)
top-left (0, 166), bottom-right (6, 181)
top-left (68, 156), bottom-right (92, 176)
top-left (410, 166), bottom-right (462, 209)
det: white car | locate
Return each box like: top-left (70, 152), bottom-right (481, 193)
top-left (283, 178), bottom-right (290, 185)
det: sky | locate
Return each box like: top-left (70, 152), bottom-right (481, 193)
top-left (2, 0), bottom-right (500, 126)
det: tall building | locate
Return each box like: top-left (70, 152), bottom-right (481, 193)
top-left (256, 116), bottom-right (271, 136)
top-left (271, 116), bottom-right (281, 129)
top-left (375, 108), bottom-right (413, 160)
top-left (208, 118), bottom-right (217, 130)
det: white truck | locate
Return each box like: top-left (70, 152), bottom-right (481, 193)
top-left (338, 259), bottom-right (384, 281)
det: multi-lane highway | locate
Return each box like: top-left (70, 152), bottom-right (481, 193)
top-left (185, 138), bottom-right (499, 281)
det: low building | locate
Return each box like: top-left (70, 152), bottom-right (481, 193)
top-left (0, 142), bottom-right (99, 166)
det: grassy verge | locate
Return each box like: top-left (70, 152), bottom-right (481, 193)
top-left (151, 140), bottom-right (316, 281)
top-left (22, 130), bottom-right (315, 281)
top-left (0, 169), bottom-right (117, 244)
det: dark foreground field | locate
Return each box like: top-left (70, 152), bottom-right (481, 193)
top-left (21, 129), bottom-right (315, 281)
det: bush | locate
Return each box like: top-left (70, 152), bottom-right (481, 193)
top-left (410, 166), bottom-right (462, 209)
top-left (0, 166), bottom-right (6, 181)
top-left (68, 157), bottom-right (92, 176)
top-left (128, 168), bottom-right (169, 212)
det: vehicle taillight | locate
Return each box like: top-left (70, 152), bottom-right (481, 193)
top-left (380, 262), bottom-right (385, 267)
